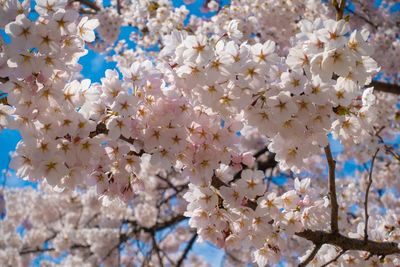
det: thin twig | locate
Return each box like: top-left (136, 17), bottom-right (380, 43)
top-left (100, 232), bottom-right (129, 263)
top-left (333, 0), bottom-right (347, 20)
top-left (116, 0), bottom-right (121, 14)
top-left (324, 144), bottom-right (339, 234)
top-left (376, 134), bottom-right (400, 162)
top-left (298, 244), bottom-right (322, 267)
top-left (266, 167), bottom-right (274, 192)
top-left (176, 233), bottom-right (198, 267)
top-left (295, 229), bottom-right (400, 257)
top-left (364, 148), bottom-right (379, 242)
top-left (371, 81), bottom-right (400, 95)
top-left (344, 6), bottom-right (377, 28)
top-left (74, 0), bottom-right (101, 11)
top-left (151, 231), bottom-right (164, 267)
top-left (320, 249), bottom-right (347, 267)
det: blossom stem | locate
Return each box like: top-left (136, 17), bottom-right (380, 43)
top-left (298, 244), bottom-right (322, 267)
top-left (324, 144), bottom-right (339, 234)
top-left (333, 0), bottom-right (346, 20)
top-left (73, 0), bottom-right (101, 11)
top-left (296, 230), bottom-right (400, 257)
top-left (364, 148), bottom-right (379, 242)
top-left (176, 233), bottom-right (198, 267)
top-left (320, 249), bottom-right (346, 267)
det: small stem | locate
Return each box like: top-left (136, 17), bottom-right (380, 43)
top-left (176, 233), bottom-right (198, 267)
top-left (335, 0), bottom-right (346, 20)
top-left (320, 249), bottom-right (346, 267)
top-left (324, 144), bottom-right (339, 234)
top-left (74, 0), bottom-right (101, 11)
top-left (152, 231), bottom-right (164, 267)
top-left (364, 148), bottom-right (379, 242)
top-left (117, 0), bottom-right (121, 14)
top-left (344, 6), bottom-right (377, 28)
top-left (298, 244), bottom-right (322, 267)
top-left (371, 81), bottom-right (400, 95)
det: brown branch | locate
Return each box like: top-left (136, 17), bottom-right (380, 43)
top-left (20, 247), bottom-right (55, 255)
top-left (73, 0), bottom-right (101, 11)
top-left (210, 146), bottom-right (277, 210)
top-left (324, 145), bottom-right (339, 234)
top-left (253, 146), bottom-right (270, 158)
top-left (332, 0), bottom-right (346, 20)
top-left (156, 173), bottom-right (180, 192)
top-left (345, 6), bottom-right (377, 28)
top-left (157, 184), bottom-right (188, 208)
top-left (232, 146), bottom-right (276, 182)
top-left (20, 244), bottom-right (90, 255)
top-left (117, 0), bottom-right (121, 14)
top-left (257, 152), bottom-right (277, 172)
top-left (385, 148), bottom-right (400, 162)
top-left (298, 244), bottom-right (322, 267)
top-left (376, 134), bottom-right (400, 162)
top-left (364, 148), bottom-right (379, 242)
top-left (155, 214), bottom-right (186, 230)
top-left (151, 231), bottom-right (164, 267)
top-left (100, 232), bottom-right (129, 263)
top-left (79, 8), bottom-right (97, 14)
top-left (138, 214), bottom-right (187, 233)
top-left (176, 233), bottom-right (198, 267)
top-left (371, 81), bottom-right (400, 95)
top-left (320, 249), bottom-right (346, 267)
top-left (295, 230), bottom-right (400, 257)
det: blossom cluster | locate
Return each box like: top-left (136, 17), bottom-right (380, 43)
top-left (0, 184), bottom-right (207, 266)
top-left (162, 18), bottom-right (379, 173)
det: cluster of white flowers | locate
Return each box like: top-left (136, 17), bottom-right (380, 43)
top-left (184, 173), bottom-right (330, 266)
top-left (162, 18), bottom-right (379, 173)
top-left (96, 8), bottom-right (123, 44)
top-left (117, 0), bottom-right (189, 48)
top-left (0, 184), bottom-right (209, 266)
top-left (0, 2), bottom-right (101, 190)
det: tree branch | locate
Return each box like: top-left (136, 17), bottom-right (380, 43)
top-left (176, 233), bottom-right (198, 267)
top-left (295, 230), bottom-right (400, 257)
top-left (73, 0), bottom-right (101, 11)
top-left (298, 244), bottom-right (322, 267)
top-left (138, 214), bottom-right (187, 233)
top-left (345, 6), bottom-right (377, 28)
top-left (324, 144), bottom-right (339, 234)
top-left (332, 0), bottom-right (346, 20)
top-left (20, 247), bottom-right (55, 255)
top-left (117, 0), bottom-right (121, 14)
top-left (100, 232), bottom-right (129, 262)
top-left (20, 244), bottom-right (90, 255)
top-left (320, 249), bottom-right (346, 267)
top-left (151, 231), bottom-right (164, 267)
top-left (376, 134), bottom-right (400, 162)
top-left (364, 148), bottom-right (379, 242)
top-left (371, 81), bottom-right (400, 95)
top-left (232, 146), bottom-right (276, 182)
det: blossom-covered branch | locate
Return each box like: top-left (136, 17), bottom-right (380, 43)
top-left (0, 0), bottom-right (399, 266)
top-left (296, 230), bottom-right (400, 258)
top-left (324, 145), bottom-right (339, 234)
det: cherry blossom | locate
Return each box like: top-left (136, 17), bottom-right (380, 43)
top-left (0, 0), bottom-right (399, 266)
